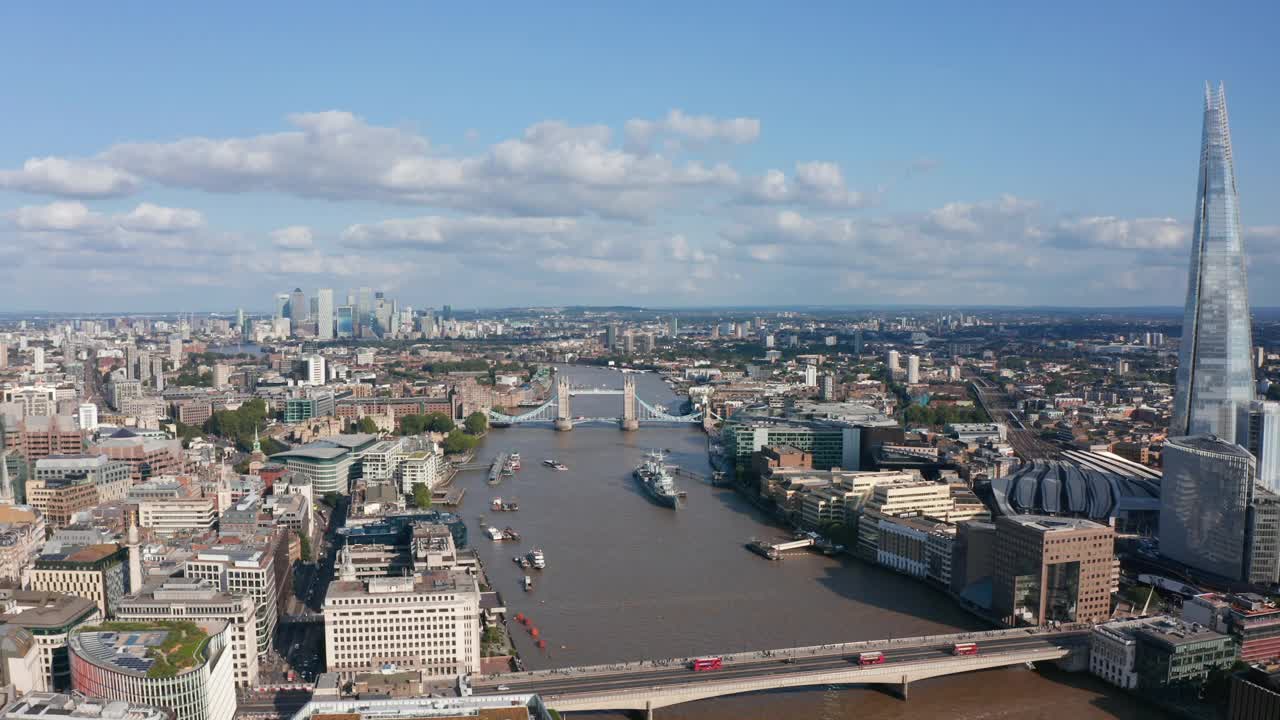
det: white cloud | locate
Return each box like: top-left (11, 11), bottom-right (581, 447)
top-left (10, 201), bottom-right (103, 232)
top-left (0, 157), bottom-right (140, 198)
top-left (342, 215), bottom-right (577, 253)
top-left (1048, 216), bottom-right (1188, 250)
top-left (743, 161), bottom-right (869, 209)
top-left (625, 109), bottom-right (761, 151)
top-left (270, 225), bottom-right (314, 250)
top-left (118, 203), bottom-right (205, 233)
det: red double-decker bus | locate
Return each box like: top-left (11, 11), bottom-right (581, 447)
top-left (857, 651), bottom-right (885, 666)
top-left (951, 642), bottom-right (979, 656)
top-left (691, 657), bottom-right (723, 671)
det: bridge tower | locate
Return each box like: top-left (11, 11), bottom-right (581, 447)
top-left (554, 376), bottom-right (573, 432)
top-left (620, 374), bottom-right (639, 431)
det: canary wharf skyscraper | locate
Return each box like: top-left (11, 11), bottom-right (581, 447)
top-left (1170, 83), bottom-right (1255, 440)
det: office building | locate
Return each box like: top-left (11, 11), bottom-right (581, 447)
top-left (31, 348), bottom-right (44, 374)
top-left (1160, 435), bottom-right (1274, 582)
top-left (304, 355), bottom-right (325, 386)
top-left (33, 455), bottom-right (131, 504)
top-left (135, 496), bottom-right (217, 536)
top-left (116, 577), bottom-right (260, 688)
top-left (91, 430), bottom-right (183, 482)
top-left (1, 416), bottom-right (84, 463)
top-left (1230, 664), bottom-right (1280, 720)
top-left (184, 549), bottom-right (277, 658)
top-left (1238, 400), bottom-right (1280, 494)
top-left (907, 355), bottom-right (920, 384)
top-left (69, 621), bottom-right (235, 720)
top-left (992, 515), bottom-right (1115, 627)
top-left (323, 560), bottom-right (480, 681)
top-left (287, 288), bottom-right (307, 330)
top-left (604, 324), bottom-right (617, 351)
top-left (1170, 84), bottom-right (1255, 440)
top-left (30, 544), bottom-right (127, 617)
top-left (24, 479), bottom-right (99, 531)
top-left (1090, 616), bottom-right (1235, 692)
top-left (0, 505), bottom-right (48, 587)
top-left (316, 288), bottom-right (334, 341)
top-left (1, 592), bottom-right (102, 691)
top-left (668, 316), bottom-right (678, 337)
top-left (270, 434), bottom-right (377, 495)
top-left (4, 388), bottom-right (58, 417)
top-left (76, 404), bottom-right (98, 432)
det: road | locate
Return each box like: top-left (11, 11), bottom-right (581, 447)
top-left (475, 633), bottom-right (1085, 699)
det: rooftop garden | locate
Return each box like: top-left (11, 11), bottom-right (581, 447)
top-left (78, 621), bottom-right (209, 678)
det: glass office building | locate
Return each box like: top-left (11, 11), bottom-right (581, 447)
top-left (1159, 435), bottom-right (1255, 580)
top-left (1170, 83), bottom-right (1255, 440)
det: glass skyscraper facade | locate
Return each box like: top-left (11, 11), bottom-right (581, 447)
top-left (1159, 435), bottom-right (1255, 580)
top-left (1170, 83), bottom-right (1255, 440)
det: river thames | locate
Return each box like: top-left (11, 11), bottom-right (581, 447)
top-left (453, 366), bottom-right (1166, 719)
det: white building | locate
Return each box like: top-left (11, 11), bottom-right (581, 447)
top-left (115, 577), bottom-right (261, 688)
top-left (907, 355), bottom-right (920, 384)
top-left (803, 365), bottom-right (817, 387)
top-left (305, 355), bottom-right (326, 386)
top-left (316, 289), bottom-right (334, 341)
top-left (77, 404), bottom-right (99, 432)
top-left (136, 498), bottom-right (217, 536)
top-left (211, 364), bottom-right (230, 390)
top-left (69, 620), bottom-right (236, 720)
top-left (185, 549), bottom-right (278, 658)
top-left (886, 350), bottom-right (900, 374)
top-left (32, 348), bottom-right (44, 374)
top-left (323, 560), bottom-right (480, 681)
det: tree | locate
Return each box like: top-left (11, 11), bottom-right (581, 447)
top-left (412, 483), bottom-right (432, 509)
top-left (464, 411), bottom-right (488, 435)
top-left (443, 429), bottom-right (477, 454)
top-left (355, 416), bottom-right (379, 435)
top-left (297, 532), bottom-right (313, 563)
top-left (204, 399), bottom-right (271, 451)
top-left (426, 412), bottom-right (456, 433)
top-left (321, 491), bottom-right (342, 508)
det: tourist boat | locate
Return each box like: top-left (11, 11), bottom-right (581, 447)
top-left (527, 548), bottom-right (546, 569)
top-left (486, 526), bottom-right (504, 541)
top-left (523, 576), bottom-right (533, 591)
top-left (492, 498), bottom-right (503, 511)
top-left (542, 459), bottom-right (567, 471)
top-left (509, 453), bottom-right (521, 470)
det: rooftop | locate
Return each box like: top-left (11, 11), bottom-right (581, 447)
top-left (37, 543), bottom-right (124, 565)
top-left (0, 692), bottom-right (170, 720)
top-left (326, 571), bottom-right (473, 600)
top-left (72, 620), bottom-right (218, 678)
top-left (1001, 514), bottom-right (1110, 533)
top-left (2, 592), bottom-right (99, 629)
top-left (1166, 434), bottom-right (1255, 459)
top-left (291, 695), bottom-right (552, 720)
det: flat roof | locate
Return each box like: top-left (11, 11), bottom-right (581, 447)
top-left (1002, 514), bottom-right (1110, 533)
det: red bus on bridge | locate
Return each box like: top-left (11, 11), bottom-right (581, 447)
top-left (691, 657), bottom-right (723, 671)
top-left (951, 642), bottom-right (979, 656)
top-left (857, 651), bottom-right (885, 666)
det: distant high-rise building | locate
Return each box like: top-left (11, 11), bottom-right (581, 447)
top-left (1170, 84), bottom-right (1255, 440)
top-left (820, 374), bottom-right (835, 401)
top-left (605, 324), bottom-right (618, 351)
top-left (1256, 346), bottom-right (1266, 369)
top-left (274, 293), bottom-right (290, 320)
top-left (78, 403), bottom-right (99, 431)
top-left (0, 342), bottom-right (7, 368)
top-left (1238, 400), bottom-right (1280, 495)
top-left (31, 347), bottom-right (44, 374)
top-left (622, 332), bottom-right (634, 355)
top-left (764, 334), bottom-right (775, 349)
top-left (151, 356), bottom-right (166, 392)
top-left (316, 289), bottom-right (334, 341)
top-left (853, 330), bottom-right (864, 355)
top-left (169, 336), bottom-right (183, 366)
top-left (212, 364), bottom-right (230, 390)
top-left (907, 355), bottom-right (920, 385)
top-left (288, 288), bottom-right (307, 331)
top-left (887, 350), bottom-right (900, 374)
top-left (669, 316), bottom-right (679, 337)
top-left (336, 306), bottom-right (354, 338)
top-left (642, 333), bottom-right (655, 353)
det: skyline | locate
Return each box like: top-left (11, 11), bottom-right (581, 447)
top-left (2, 4), bottom-right (1280, 311)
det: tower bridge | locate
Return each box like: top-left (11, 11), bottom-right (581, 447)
top-left (488, 374), bottom-right (704, 431)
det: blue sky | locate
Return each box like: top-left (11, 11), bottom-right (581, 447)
top-left (2, 2), bottom-right (1278, 311)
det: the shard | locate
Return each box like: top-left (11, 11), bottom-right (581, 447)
top-left (1170, 83), bottom-right (1255, 440)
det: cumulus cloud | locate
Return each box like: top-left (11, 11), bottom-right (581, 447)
top-left (342, 215), bottom-right (577, 253)
top-left (10, 201), bottom-right (103, 232)
top-left (117, 203), bottom-right (205, 233)
top-left (0, 157), bottom-right (141, 198)
top-left (742, 161), bottom-right (869, 209)
top-left (625, 109), bottom-right (761, 151)
top-left (1048, 216), bottom-right (1188, 250)
top-left (270, 225), bottom-right (314, 250)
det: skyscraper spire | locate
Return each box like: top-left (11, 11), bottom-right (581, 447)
top-left (1170, 82), bottom-right (1255, 439)
top-left (252, 426), bottom-right (261, 454)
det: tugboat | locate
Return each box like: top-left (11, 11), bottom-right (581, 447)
top-left (542, 459), bottom-right (567, 471)
top-left (634, 450), bottom-right (681, 509)
top-left (527, 548), bottom-right (546, 569)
